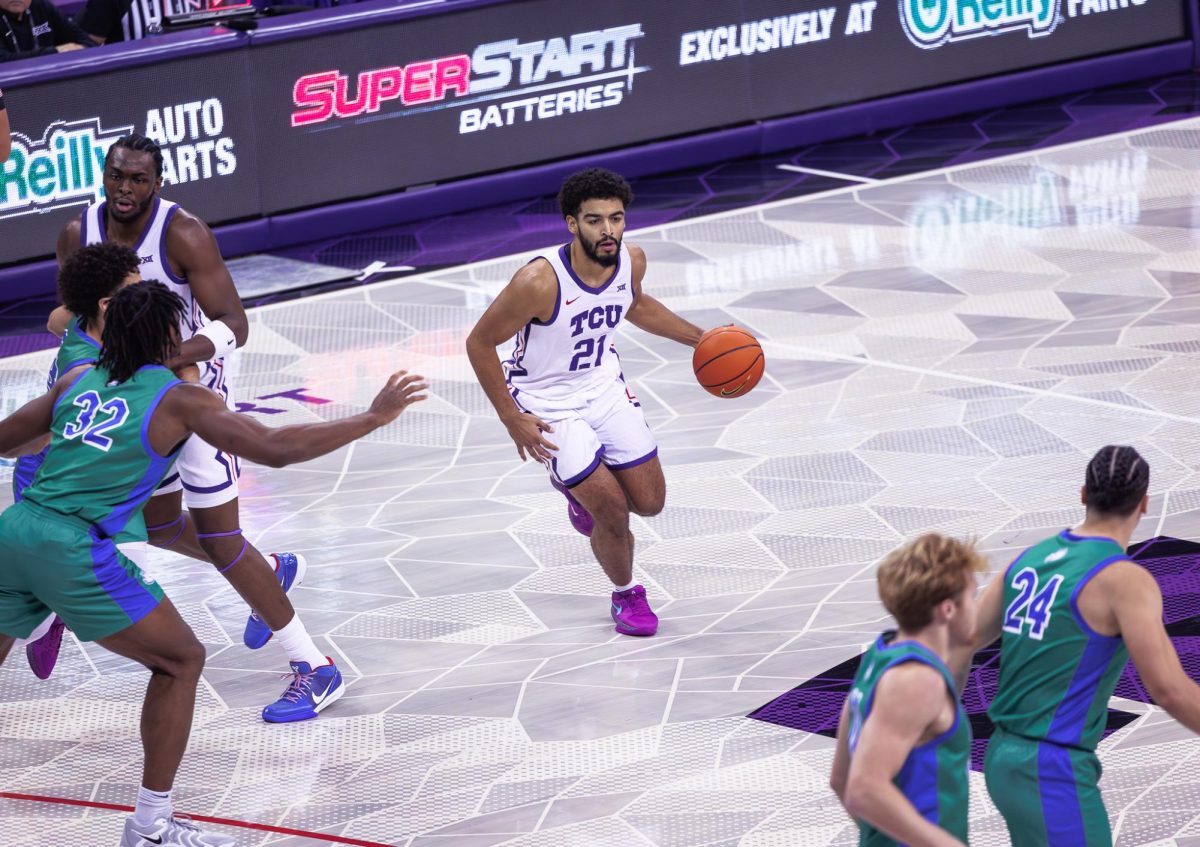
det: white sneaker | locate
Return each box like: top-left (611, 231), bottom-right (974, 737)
top-left (121, 814), bottom-right (237, 846)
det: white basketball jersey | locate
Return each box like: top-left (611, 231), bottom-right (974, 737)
top-left (82, 197), bottom-right (228, 396)
top-left (504, 242), bottom-right (634, 408)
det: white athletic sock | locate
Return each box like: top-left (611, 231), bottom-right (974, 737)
top-left (274, 613), bottom-right (327, 668)
top-left (132, 785), bottom-right (172, 827)
top-left (613, 579), bottom-right (637, 593)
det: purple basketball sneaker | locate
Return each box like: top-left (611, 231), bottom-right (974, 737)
top-left (551, 477), bottom-right (593, 537)
top-left (611, 585), bottom-right (658, 636)
top-left (26, 616), bottom-right (66, 680)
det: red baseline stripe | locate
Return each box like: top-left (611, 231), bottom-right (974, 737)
top-left (0, 792), bottom-right (393, 847)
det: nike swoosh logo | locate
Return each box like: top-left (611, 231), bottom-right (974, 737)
top-left (142, 837), bottom-right (164, 845)
top-left (612, 604), bottom-right (623, 615)
top-left (312, 685), bottom-right (332, 706)
top-left (566, 297), bottom-right (580, 305)
top-left (720, 376), bottom-right (752, 397)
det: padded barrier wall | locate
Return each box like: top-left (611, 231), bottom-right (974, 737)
top-left (0, 0), bottom-right (1194, 297)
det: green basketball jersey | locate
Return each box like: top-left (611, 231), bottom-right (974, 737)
top-left (12, 319), bottom-right (104, 497)
top-left (23, 365), bottom-right (183, 542)
top-left (848, 632), bottom-right (971, 846)
top-left (39, 316), bottom-right (101, 391)
top-left (988, 531), bottom-right (1130, 751)
top-left (54, 318), bottom-right (102, 380)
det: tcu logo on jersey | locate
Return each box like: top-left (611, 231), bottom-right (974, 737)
top-left (569, 304), bottom-right (623, 338)
top-left (566, 304), bottom-right (624, 373)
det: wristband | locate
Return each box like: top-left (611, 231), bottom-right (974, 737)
top-left (195, 319), bottom-right (237, 360)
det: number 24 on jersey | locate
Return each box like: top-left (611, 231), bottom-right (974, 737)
top-left (1003, 562), bottom-right (1065, 641)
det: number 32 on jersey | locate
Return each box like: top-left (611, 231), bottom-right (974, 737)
top-left (62, 390), bottom-right (130, 452)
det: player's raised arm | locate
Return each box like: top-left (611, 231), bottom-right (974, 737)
top-left (624, 244), bottom-right (704, 348)
top-left (464, 260), bottom-right (560, 463)
top-left (1105, 561), bottom-right (1200, 733)
top-left (164, 211), bottom-right (248, 368)
top-left (843, 665), bottom-right (968, 847)
top-left (46, 306), bottom-right (74, 337)
top-left (158, 372), bottom-right (427, 469)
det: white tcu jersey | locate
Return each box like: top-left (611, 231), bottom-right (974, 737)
top-left (82, 197), bottom-right (229, 397)
top-left (504, 242), bottom-right (634, 409)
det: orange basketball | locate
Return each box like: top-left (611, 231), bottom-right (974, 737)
top-left (693, 326), bottom-right (765, 398)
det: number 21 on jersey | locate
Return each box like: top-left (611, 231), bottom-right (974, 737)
top-left (1003, 563), bottom-right (1065, 640)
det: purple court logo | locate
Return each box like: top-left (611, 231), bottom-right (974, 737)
top-left (750, 535), bottom-right (1200, 769)
top-left (236, 387), bottom-right (330, 416)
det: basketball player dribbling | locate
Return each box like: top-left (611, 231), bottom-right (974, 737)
top-left (466, 168), bottom-right (709, 636)
top-left (56, 134), bottom-right (340, 722)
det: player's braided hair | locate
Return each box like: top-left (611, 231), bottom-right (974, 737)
top-left (58, 242), bottom-right (140, 324)
top-left (105, 133), bottom-right (164, 179)
top-left (1084, 445), bottom-right (1149, 517)
top-left (99, 280), bottom-right (184, 384)
top-left (558, 167), bottom-right (633, 218)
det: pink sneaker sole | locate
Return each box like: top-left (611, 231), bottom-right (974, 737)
top-left (612, 616), bottom-right (658, 637)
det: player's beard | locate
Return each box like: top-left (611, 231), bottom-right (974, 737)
top-left (581, 233), bottom-right (621, 267)
top-left (109, 192), bottom-right (156, 223)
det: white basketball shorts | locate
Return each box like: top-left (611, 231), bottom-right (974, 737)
top-left (155, 361), bottom-right (241, 509)
top-left (513, 377), bottom-right (658, 488)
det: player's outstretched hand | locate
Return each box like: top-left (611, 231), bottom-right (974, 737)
top-left (369, 371), bottom-right (428, 423)
top-left (504, 413), bottom-right (557, 463)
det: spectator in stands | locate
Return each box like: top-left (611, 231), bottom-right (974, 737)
top-left (76, 0), bottom-right (160, 44)
top-left (0, 88), bottom-right (9, 162)
top-left (0, 0), bottom-right (95, 60)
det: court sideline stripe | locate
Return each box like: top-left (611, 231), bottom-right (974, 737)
top-left (776, 163), bottom-right (879, 183)
top-left (0, 791), bottom-right (393, 847)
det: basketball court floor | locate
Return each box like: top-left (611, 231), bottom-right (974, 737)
top-left (2, 116), bottom-right (1200, 846)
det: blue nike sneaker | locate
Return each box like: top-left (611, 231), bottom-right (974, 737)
top-left (261, 658), bottom-right (344, 723)
top-left (243, 552), bottom-right (307, 649)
